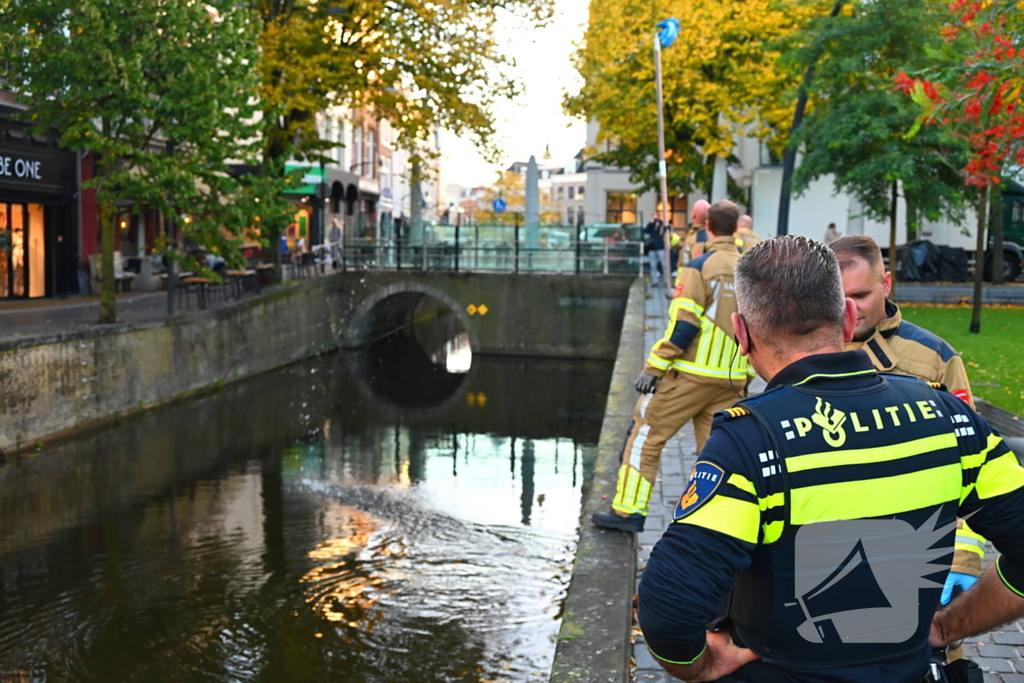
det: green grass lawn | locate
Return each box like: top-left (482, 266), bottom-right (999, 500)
top-left (900, 305), bottom-right (1024, 415)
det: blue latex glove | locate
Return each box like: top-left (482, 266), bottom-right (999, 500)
top-left (941, 572), bottom-right (979, 605)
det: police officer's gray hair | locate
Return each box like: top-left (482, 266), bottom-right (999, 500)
top-left (735, 236), bottom-right (847, 351)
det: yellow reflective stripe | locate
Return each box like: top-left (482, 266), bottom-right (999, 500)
top-left (962, 433), bottom-right (1004, 471)
top-left (675, 494), bottom-right (759, 544)
top-left (954, 536), bottom-right (985, 558)
top-left (997, 556), bottom-right (1024, 598)
top-left (792, 369), bottom-right (876, 386)
top-left (759, 492), bottom-right (784, 511)
top-left (791, 464), bottom-right (961, 526)
top-left (959, 521), bottom-right (986, 543)
top-left (762, 520), bottom-right (784, 544)
top-left (671, 297), bottom-right (704, 317)
top-left (709, 327), bottom-right (726, 369)
top-left (786, 434), bottom-right (958, 474)
top-left (671, 360), bottom-right (749, 380)
top-left (646, 354), bottom-right (671, 370)
top-left (650, 642), bottom-right (706, 666)
top-left (728, 473), bottom-right (756, 496)
top-left (976, 450), bottom-right (1024, 500)
top-left (613, 466), bottom-right (653, 515)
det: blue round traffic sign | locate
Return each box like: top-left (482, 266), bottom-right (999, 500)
top-left (492, 198), bottom-right (507, 213)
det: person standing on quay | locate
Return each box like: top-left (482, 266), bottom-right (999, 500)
top-left (592, 200), bottom-right (753, 533)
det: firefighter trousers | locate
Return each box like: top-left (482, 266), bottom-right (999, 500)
top-left (612, 370), bottom-right (740, 518)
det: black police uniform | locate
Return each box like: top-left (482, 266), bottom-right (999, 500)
top-left (638, 350), bottom-right (1024, 683)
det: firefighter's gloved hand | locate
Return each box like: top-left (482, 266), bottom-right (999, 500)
top-left (940, 572), bottom-right (978, 605)
top-left (635, 372), bottom-right (659, 394)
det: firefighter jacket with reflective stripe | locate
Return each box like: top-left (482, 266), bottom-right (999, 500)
top-left (646, 235), bottom-right (752, 385)
top-left (637, 351), bottom-right (1024, 683)
top-left (848, 301), bottom-right (974, 408)
top-left (847, 300), bottom-right (982, 575)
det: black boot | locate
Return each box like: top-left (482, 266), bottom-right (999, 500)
top-left (591, 510), bottom-right (645, 533)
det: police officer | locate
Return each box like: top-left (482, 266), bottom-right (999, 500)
top-left (592, 200), bottom-right (753, 533)
top-left (832, 235), bottom-right (983, 606)
top-left (638, 236), bottom-right (1024, 682)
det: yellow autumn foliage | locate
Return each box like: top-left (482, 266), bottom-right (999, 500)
top-left (568, 0), bottom-right (834, 191)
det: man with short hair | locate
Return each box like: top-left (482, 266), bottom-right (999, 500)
top-left (638, 235), bottom-right (1024, 682)
top-left (666, 199), bottom-right (711, 298)
top-left (592, 200), bottom-right (753, 532)
top-left (831, 234), bottom-right (982, 607)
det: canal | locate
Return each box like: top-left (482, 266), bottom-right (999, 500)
top-left (0, 321), bottom-right (613, 682)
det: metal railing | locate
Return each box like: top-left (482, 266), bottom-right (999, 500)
top-left (337, 235), bottom-right (645, 276)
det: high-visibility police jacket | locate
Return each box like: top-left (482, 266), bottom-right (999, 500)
top-left (848, 300), bottom-right (983, 576)
top-left (645, 235), bottom-right (752, 385)
top-left (848, 301), bottom-right (974, 408)
top-left (638, 351), bottom-right (1024, 683)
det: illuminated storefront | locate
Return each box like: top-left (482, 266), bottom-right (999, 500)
top-left (0, 117), bottom-right (77, 299)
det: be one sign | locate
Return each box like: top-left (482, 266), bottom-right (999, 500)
top-left (0, 155), bottom-right (42, 180)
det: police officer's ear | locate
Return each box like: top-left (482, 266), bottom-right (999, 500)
top-left (842, 297), bottom-right (858, 343)
top-left (732, 312), bottom-right (752, 356)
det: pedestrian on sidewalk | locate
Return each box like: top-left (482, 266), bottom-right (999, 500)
top-left (592, 199), bottom-right (753, 533)
top-left (637, 235), bottom-right (1024, 683)
top-left (644, 217), bottom-right (668, 286)
top-left (823, 221), bottom-right (841, 244)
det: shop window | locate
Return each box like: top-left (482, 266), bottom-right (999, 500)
top-left (606, 192), bottom-right (637, 225)
top-left (0, 204), bottom-right (8, 297)
top-left (29, 203), bottom-right (44, 297)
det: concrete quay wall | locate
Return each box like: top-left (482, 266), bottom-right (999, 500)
top-left (0, 271), bottom-right (635, 454)
top-left (549, 278), bottom-right (645, 683)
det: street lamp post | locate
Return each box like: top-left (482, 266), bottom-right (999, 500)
top-left (655, 18), bottom-right (679, 294)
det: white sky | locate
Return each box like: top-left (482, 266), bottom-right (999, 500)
top-left (443, 0), bottom-right (591, 187)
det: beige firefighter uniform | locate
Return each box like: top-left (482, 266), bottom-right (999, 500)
top-left (846, 300), bottom-right (983, 578)
top-left (735, 226), bottom-right (762, 251)
top-left (612, 235), bottom-right (754, 518)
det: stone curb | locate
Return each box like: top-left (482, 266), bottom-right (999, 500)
top-left (549, 278), bottom-right (645, 683)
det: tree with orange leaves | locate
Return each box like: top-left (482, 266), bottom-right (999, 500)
top-left (899, 0), bottom-right (1024, 331)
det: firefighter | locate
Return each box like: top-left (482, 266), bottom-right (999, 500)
top-left (592, 200), bottom-right (753, 533)
top-left (831, 235), bottom-right (983, 608)
top-left (638, 236), bottom-right (1024, 682)
top-left (735, 215), bottom-right (761, 251)
top-left (664, 200), bottom-right (711, 299)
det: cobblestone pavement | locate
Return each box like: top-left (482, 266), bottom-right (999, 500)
top-left (631, 281), bottom-right (1024, 683)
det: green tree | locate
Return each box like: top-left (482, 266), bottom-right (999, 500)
top-left (0, 0), bottom-right (269, 322)
top-left (567, 0), bottom-right (834, 197)
top-left (789, 0), bottom-right (970, 297)
top-left (901, 0), bottom-right (1024, 329)
top-left (254, 0), bottom-right (553, 226)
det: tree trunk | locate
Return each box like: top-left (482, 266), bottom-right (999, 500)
top-left (970, 187), bottom-right (989, 334)
top-left (991, 183), bottom-right (1005, 285)
top-left (889, 180), bottom-right (898, 301)
top-left (98, 147), bottom-right (117, 324)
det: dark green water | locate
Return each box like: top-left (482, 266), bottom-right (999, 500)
top-left (0, 343), bottom-right (611, 682)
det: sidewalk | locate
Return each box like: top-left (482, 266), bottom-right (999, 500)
top-left (0, 277), bottom-right (306, 346)
top-left (630, 281), bottom-right (1024, 683)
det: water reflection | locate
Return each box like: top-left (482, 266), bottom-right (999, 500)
top-left (0, 351), bottom-right (610, 682)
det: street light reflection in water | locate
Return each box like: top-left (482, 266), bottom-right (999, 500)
top-left (0, 348), bottom-right (611, 682)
